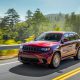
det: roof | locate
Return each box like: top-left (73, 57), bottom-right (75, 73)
top-left (44, 31), bottom-right (65, 34)
top-left (43, 31), bottom-right (77, 34)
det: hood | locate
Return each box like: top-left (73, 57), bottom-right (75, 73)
top-left (23, 41), bottom-right (59, 47)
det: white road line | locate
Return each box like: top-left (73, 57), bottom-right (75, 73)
top-left (0, 61), bottom-right (19, 66)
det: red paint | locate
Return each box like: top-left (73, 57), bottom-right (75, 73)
top-left (23, 41), bottom-right (59, 47)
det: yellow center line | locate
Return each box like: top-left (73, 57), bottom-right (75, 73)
top-left (52, 67), bottom-right (80, 80)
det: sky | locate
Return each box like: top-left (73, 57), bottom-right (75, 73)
top-left (0, 0), bottom-right (80, 20)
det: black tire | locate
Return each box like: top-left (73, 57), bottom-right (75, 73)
top-left (21, 60), bottom-right (30, 65)
top-left (21, 61), bottom-right (27, 64)
top-left (74, 48), bottom-right (80, 60)
top-left (49, 53), bottom-right (61, 68)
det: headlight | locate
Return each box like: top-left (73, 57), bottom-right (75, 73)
top-left (41, 48), bottom-right (50, 51)
top-left (20, 45), bottom-right (23, 49)
top-left (20, 45), bottom-right (23, 51)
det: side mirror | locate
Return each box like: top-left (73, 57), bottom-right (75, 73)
top-left (61, 38), bottom-right (69, 44)
top-left (63, 38), bottom-right (69, 42)
top-left (61, 40), bottom-right (64, 44)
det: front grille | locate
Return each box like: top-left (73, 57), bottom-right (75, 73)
top-left (22, 46), bottom-right (42, 52)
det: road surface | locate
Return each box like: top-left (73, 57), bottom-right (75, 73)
top-left (0, 58), bottom-right (80, 80)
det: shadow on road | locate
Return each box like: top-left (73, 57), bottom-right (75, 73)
top-left (9, 58), bottom-right (80, 77)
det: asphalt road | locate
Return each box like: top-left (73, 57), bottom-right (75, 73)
top-left (0, 58), bottom-right (80, 80)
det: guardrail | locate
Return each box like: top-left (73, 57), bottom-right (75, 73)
top-left (0, 44), bottom-right (20, 50)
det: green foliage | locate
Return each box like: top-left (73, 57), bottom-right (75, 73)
top-left (31, 8), bottom-right (50, 35)
top-left (6, 8), bottom-right (20, 26)
top-left (25, 35), bottom-right (35, 42)
top-left (15, 22), bottom-right (28, 41)
top-left (46, 13), bottom-right (65, 27)
top-left (0, 8), bottom-right (80, 46)
top-left (17, 41), bottom-right (22, 44)
top-left (0, 40), bottom-right (4, 44)
top-left (0, 49), bottom-right (18, 56)
top-left (65, 12), bottom-right (80, 34)
top-left (54, 26), bottom-right (62, 31)
top-left (26, 10), bottom-right (32, 19)
top-left (0, 50), bottom-right (7, 56)
top-left (0, 8), bottom-right (20, 40)
top-left (0, 39), bottom-right (21, 45)
top-left (4, 39), bottom-right (17, 45)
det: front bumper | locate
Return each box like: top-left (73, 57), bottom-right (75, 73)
top-left (18, 51), bottom-right (53, 64)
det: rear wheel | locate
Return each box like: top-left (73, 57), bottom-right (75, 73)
top-left (74, 48), bottom-right (80, 60)
top-left (49, 53), bottom-right (61, 68)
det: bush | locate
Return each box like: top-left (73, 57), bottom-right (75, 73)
top-left (0, 49), bottom-right (18, 56)
top-left (54, 26), bottom-right (62, 31)
top-left (25, 35), bottom-right (35, 42)
top-left (4, 39), bottom-right (17, 45)
top-left (0, 39), bottom-right (22, 45)
top-left (17, 41), bottom-right (22, 44)
top-left (0, 40), bottom-right (4, 44)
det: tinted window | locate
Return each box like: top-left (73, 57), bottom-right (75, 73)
top-left (69, 33), bottom-right (80, 40)
top-left (69, 33), bottom-right (75, 41)
top-left (74, 33), bottom-right (80, 39)
top-left (36, 33), bottom-right (62, 42)
top-left (64, 33), bottom-right (69, 40)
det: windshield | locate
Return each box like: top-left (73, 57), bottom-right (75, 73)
top-left (35, 33), bottom-right (62, 42)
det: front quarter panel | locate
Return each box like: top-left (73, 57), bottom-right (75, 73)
top-left (51, 44), bottom-right (61, 54)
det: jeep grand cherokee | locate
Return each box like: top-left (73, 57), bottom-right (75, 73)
top-left (18, 31), bottom-right (80, 68)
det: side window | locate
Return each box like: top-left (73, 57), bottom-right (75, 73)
top-left (69, 33), bottom-right (75, 41)
top-left (74, 34), bottom-right (80, 39)
top-left (69, 33), bottom-right (80, 40)
top-left (64, 33), bottom-right (69, 40)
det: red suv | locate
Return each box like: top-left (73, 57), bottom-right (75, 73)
top-left (18, 31), bottom-right (80, 68)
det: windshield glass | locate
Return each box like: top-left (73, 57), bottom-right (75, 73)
top-left (35, 33), bottom-right (62, 42)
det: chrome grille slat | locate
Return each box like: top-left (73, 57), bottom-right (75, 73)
top-left (22, 46), bottom-right (41, 52)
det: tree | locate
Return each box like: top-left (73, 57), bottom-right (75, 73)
top-left (26, 10), bottom-right (33, 28)
top-left (0, 16), bottom-right (10, 40)
top-left (31, 8), bottom-right (48, 35)
top-left (32, 9), bottom-right (47, 24)
top-left (6, 8), bottom-right (20, 29)
top-left (65, 12), bottom-right (80, 34)
top-left (64, 14), bottom-right (70, 30)
top-left (26, 10), bottom-right (32, 19)
top-left (0, 8), bottom-right (20, 40)
top-left (0, 8), bottom-right (51, 42)
top-left (15, 22), bottom-right (29, 41)
top-left (0, 16), bottom-right (9, 29)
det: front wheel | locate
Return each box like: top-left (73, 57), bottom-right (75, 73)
top-left (74, 48), bottom-right (80, 60)
top-left (49, 53), bottom-right (61, 68)
top-left (21, 61), bottom-right (27, 64)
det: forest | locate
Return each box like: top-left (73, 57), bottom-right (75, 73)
top-left (0, 8), bottom-right (80, 44)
